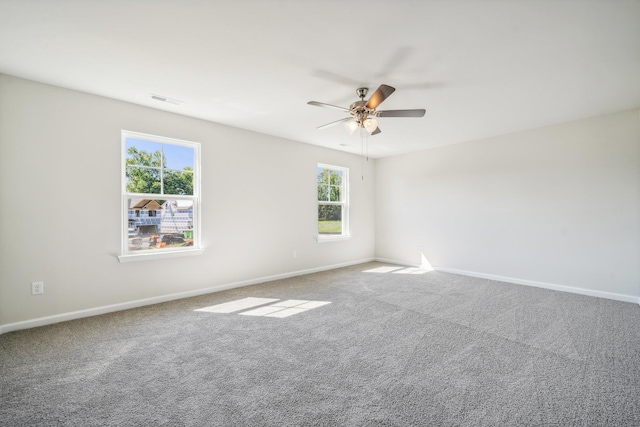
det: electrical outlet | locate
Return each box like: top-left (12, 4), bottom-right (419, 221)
top-left (32, 281), bottom-right (44, 295)
top-left (292, 251), bottom-right (297, 259)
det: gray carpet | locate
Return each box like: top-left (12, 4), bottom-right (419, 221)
top-left (1, 262), bottom-right (639, 426)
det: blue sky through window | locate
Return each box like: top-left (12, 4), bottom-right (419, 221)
top-left (126, 138), bottom-right (194, 170)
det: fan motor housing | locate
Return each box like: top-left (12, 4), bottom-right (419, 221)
top-left (349, 100), bottom-right (367, 111)
top-left (349, 100), bottom-right (376, 122)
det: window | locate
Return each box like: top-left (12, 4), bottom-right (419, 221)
top-left (317, 163), bottom-right (349, 241)
top-left (119, 131), bottom-right (202, 262)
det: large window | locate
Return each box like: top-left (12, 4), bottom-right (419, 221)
top-left (317, 163), bottom-right (349, 240)
top-left (119, 131), bottom-right (201, 261)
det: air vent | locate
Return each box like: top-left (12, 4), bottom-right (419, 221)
top-left (150, 94), bottom-right (184, 106)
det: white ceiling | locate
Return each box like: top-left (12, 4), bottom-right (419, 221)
top-left (1, 0), bottom-right (639, 158)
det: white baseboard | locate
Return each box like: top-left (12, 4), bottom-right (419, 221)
top-left (0, 258), bottom-right (375, 335)
top-left (433, 267), bottom-right (640, 304)
top-left (373, 257), bottom-right (639, 305)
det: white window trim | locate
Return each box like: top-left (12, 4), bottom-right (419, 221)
top-left (118, 248), bottom-right (204, 263)
top-left (118, 130), bottom-right (203, 262)
top-left (316, 163), bottom-right (350, 242)
top-left (316, 234), bottom-right (351, 243)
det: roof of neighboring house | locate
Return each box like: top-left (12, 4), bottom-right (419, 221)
top-left (130, 199), bottom-right (163, 210)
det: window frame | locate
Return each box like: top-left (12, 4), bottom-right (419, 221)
top-left (316, 163), bottom-right (350, 242)
top-left (118, 130), bottom-right (203, 262)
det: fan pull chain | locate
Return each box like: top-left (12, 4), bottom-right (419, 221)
top-left (360, 127), bottom-right (370, 180)
top-left (366, 131), bottom-right (369, 161)
top-left (361, 127), bottom-right (365, 180)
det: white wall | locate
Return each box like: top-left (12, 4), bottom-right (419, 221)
top-left (0, 74), bottom-right (375, 328)
top-left (2, 73), bottom-right (637, 332)
top-left (376, 109), bottom-right (640, 300)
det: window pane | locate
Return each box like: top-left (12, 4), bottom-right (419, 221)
top-left (329, 170), bottom-right (342, 186)
top-left (317, 167), bottom-right (330, 184)
top-left (126, 139), bottom-right (163, 168)
top-left (329, 185), bottom-right (341, 202)
top-left (164, 144), bottom-right (194, 171)
top-left (126, 166), bottom-right (161, 194)
top-left (164, 169), bottom-right (194, 195)
top-left (318, 204), bottom-right (342, 235)
top-left (127, 198), bottom-right (194, 251)
top-left (317, 184), bottom-right (328, 201)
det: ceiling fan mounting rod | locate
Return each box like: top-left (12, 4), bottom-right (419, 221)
top-left (356, 87), bottom-right (368, 99)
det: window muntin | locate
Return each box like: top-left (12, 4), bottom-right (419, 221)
top-left (317, 164), bottom-right (348, 237)
top-left (121, 131), bottom-right (200, 256)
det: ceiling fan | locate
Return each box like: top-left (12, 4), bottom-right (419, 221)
top-left (307, 84), bottom-right (425, 135)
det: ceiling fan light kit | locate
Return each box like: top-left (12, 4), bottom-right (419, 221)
top-left (308, 84), bottom-right (426, 136)
top-left (345, 120), bottom-right (359, 134)
top-left (363, 118), bottom-right (378, 133)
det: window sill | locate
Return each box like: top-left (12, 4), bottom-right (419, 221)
top-left (117, 248), bottom-right (204, 263)
top-left (316, 234), bottom-right (351, 243)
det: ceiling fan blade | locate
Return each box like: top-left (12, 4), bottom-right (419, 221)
top-left (312, 70), bottom-right (364, 87)
top-left (377, 109), bottom-right (426, 118)
top-left (317, 117), bottom-right (354, 130)
top-left (371, 127), bottom-right (381, 135)
top-left (365, 84), bottom-right (395, 109)
top-left (307, 101), bottom-right (350, 112)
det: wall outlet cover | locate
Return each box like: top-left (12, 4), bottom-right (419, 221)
top-left (32, 281), bottom-right (44, 295)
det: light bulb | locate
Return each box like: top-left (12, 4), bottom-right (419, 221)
top-left (364, 117), bottom-right (378, 133)
top-left (345, 120), bottom-right (359, 135)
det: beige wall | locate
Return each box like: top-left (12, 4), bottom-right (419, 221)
top-left (375, 109), bottom-right (640, 299)
top-left (0, 74), bottom-right (376, 328)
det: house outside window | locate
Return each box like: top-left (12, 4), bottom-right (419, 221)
top-left (119, 130), bottom-right (202, 261)
top-left (317, 163), bottom-right (349, 241)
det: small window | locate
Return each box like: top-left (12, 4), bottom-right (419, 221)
top-left (119, 131), bottom-right (201, 261)
top-left (317, 163), bottom-right (349, 241)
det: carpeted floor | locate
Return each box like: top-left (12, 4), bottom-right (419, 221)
top-left (1, 262), bottom-right (639, 426)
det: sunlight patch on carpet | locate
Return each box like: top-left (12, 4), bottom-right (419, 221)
top-left (392, 267), bottom-right (428, 275)
top-left (195, 297), bottom-right (279, 313)
top-left (196, 298), bottom-right (331, 318)
top-left (240, 300), bottom-right (331, 318)
top-left (363, 266), bottom-right (405, 273)
top-left (363, 266), bottom-right (430, 274)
